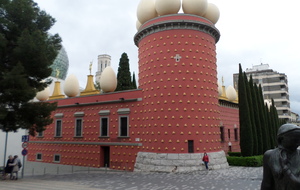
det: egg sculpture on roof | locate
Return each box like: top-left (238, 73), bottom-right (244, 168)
top-left (137, 0), bottom-right (158, 24)
top-left (100, 66), bottom-right (117, 93)
top-left (64, 74), bottom-right (79, 97)
top-left (226, 85), bottom-right (237, 101)
top-left (136, 20), bottom-right (142, 30)
top-left (203, 3), bottom-right (220, 24)
top-left (182, 0), bottom-right (208, 16)
top-left (155, 0), bottom-right (181, 16)
top-left (36, 87), bottom-right (50, 101)
top-left (218, 82), bottom-right (223, 96)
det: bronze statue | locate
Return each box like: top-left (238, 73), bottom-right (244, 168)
top-left (261, 124), bottom-right (300, 190)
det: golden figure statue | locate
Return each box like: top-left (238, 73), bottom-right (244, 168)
top-left (89, 61), bottom-right (93, 75)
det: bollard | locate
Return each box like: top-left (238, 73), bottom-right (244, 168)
top-left (44, 167), bottom-right (46, 175)
top-left (105, 164), bottom-right (107, 173)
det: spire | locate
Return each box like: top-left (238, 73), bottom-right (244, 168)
top-left (49, 81), bottom-right (65, 100)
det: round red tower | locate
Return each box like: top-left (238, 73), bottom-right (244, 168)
top-left (134, 14), bottom-right (221, 154)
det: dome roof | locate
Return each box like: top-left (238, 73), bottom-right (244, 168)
top-left (50, 47), bottom-right (69, 80)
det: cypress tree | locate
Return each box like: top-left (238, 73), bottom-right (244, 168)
top-left (253, 83), bottom-right (263, 155)
top-left (132, 72), bottom-right (137, 89)
top-left (238, 64), bottom-right (253, 156)
top-left (116, 53), bottom-right (133, 91)
top-left (245, 74), bottom-right (257, 155)
top-left (271, 99), bottom-right (280, 146)
top-left (257, 85), bottom-right (270, 152)
top-left (264, 103), bottom-right (273, 149)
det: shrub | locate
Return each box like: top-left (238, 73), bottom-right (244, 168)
top-left (228, 152), bottom-right (242, 157)
top-left (226, 155), bottom-right (263, 167)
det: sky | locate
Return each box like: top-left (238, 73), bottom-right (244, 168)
top-left (34, 0), bottom-right (300, 116)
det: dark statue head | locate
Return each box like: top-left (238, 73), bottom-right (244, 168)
top-left (277, 124), bottom-right (300, 150)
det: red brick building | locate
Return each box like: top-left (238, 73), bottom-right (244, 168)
top-left (29, 13), bottom-right (240, 172)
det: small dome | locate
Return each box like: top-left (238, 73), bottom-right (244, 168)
top-left (182, 0), bottom-right (208, 16)
top-left (137, 0), bottom-right (158, 24)
top-left (217, 82), bottom-right (223, 96)
top-left (50, 47), bottom-right (69, 80)
top-left (100, 66), bottom-right (117, 93)
top-left (155, 0), bottom-right (181, 16)
top-left (226, 85), bottom-right (237, 101)
top-left (203, 3), bottom-right (220, 24)
top-left (36, 87), bottom-right (50, 101)
top-left (64, 74), bottom-right (79, 97)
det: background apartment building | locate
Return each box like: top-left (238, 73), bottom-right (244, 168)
top-left (233, 64), bottom-right (291, 121)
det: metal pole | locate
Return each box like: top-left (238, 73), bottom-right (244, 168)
top-left (3, 131), bottom-right (8, 167)
top-left (21, 155), bottom-right (25, 178)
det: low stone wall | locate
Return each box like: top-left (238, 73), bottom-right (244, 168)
top-left (134, 151), bottom-right (229, 173)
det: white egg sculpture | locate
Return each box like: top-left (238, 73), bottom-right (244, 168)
top-left (137, 0), bottom-right (158, 24)
top-left (136, 20), bottom-right (142, 30)
top-left (36, 87), bottom-right (50, 101)
top-left (182, 0), bottom-right (208, 16)
top-left (218, 82), bottom-right (223, 96)
top-left (155, 0), bottom-right (181, 16)
top-left (64, 74), bottom-right (79, 97)
top-left (100, 66), bottom-right (117, 93)
top-left (203, 3), bottom-right (220, 24)
top-left (226, 85), bottom-right (237, 101)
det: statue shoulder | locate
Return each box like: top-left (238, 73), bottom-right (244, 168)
top-left (264, 149), bottom-right (278, 159)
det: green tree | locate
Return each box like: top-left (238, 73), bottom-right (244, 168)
top-left (246, 75), bottom-right (258, 155)
top-left (116, 52), bottom-right (133, 91)
top-left (132, 72), bottom-right (137, 89)
top-left (253, 83), bottom-right (263, 155)
top-left (238, 64), bottom-right (253, 156)
top-left (257, 85), bottom-right (270, 152)
top-left (0, 0), bottom-right (61, 135)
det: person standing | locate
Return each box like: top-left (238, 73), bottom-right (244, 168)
top-left (9, 155), bottom-right (21, 180)
top-left (202, 152), bottom-right (209, 170)
top-left (3, 155), bottom-right (14, 180)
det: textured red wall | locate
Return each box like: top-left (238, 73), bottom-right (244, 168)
top-left (137, 15), bottom-right (221, 153)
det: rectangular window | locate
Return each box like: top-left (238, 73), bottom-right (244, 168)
top-left (53, 154), bottom-right (61, 163)
top-left (75, 118), bottom-right (83, 137)
top-left (37, 131), bottom-right (44, 137)
top-left (100, 117), bottom-right (109, 137)
top-left (220, 126), bottom-right (225, 142)
top-left (119, 116), bottom-right (128, 137)
top-left (188, 140), bottom-right (194, 153)
top-left (228, 129), bottom-right (231, 139)
top-left (55, 120), bottom-right (62, 137)
top-left (36, 153), bottom-right (42, 161)
top-left (234, 128), bottom-right (238, 141)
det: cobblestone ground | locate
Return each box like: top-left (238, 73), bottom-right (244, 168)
top-left (0, 167), bottom-right (263, 190)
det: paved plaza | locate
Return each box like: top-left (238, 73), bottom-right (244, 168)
top-left (1, 166), bottom-right (263, 190)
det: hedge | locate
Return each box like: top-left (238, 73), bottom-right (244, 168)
top-left (226, 155), bottom-right (263, 167)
